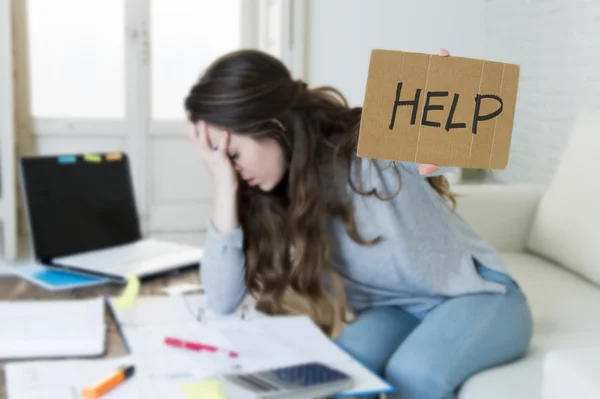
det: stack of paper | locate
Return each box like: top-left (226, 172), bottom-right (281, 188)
top-left (107, 295), bottom-right (394, 397)
top-left (3, 295), bottom-right (393, 398)
top-left (0, 297), bottom-right (106, 359)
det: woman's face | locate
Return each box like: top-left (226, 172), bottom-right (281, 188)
top-left (203, 123), bottom-right (287, 192)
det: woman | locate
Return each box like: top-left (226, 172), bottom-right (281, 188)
top-left (184, 48), bottom-right (532, 399)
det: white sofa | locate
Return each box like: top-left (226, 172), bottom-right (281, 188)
top-left (454, 108), bottom-right (600, 399)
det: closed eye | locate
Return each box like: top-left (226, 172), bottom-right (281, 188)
top-left (228, 153), bottom-right (239, 161)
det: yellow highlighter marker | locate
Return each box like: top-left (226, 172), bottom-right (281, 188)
top-left (82, 365), bottom-right (135, 399)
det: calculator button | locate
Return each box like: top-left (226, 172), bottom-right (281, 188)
top-left (270, 363), bottom-right (348, 387)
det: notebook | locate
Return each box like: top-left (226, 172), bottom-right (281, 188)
top-left (0, 297), bottom-right (105, 359)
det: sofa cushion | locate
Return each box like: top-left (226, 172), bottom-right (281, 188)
top-left (542, 347), bottom-right (600, 399)
top-left (459, 252), bottom-right (600, 399)
top-left (526, 107), bottom-right (600, 286)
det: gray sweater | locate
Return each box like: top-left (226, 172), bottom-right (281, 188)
top-left (200, 157), bottom-right (511, 317)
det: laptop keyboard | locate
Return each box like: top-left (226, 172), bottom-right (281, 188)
top-left (102, 241), bottom-right (194, 272)
top-left (53, 239), bottom-right (203, 276)
top-left (105, 241), bottom-right (185, 267)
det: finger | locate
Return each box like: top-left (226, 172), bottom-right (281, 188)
top-left (438, 48), bottom-right (450, 57)
top-left (419, 164), bottom-right (441, 175)
top-left (198, 121), bottom-right (210, 149)
top-left (218, 130), bottom-right (230, 156)
top-left (188, 120), bottom-right (199, 143)
top-left (197, 121), bottom-right (213, 153)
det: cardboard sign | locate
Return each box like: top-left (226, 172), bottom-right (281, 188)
top-left (357, 50), bottom-right (520, 169)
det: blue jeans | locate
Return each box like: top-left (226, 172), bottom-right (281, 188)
top-left (335, 262), bottom-right (533, 399)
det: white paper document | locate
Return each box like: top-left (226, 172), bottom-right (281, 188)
top-left (215, 316), bottom-right (393, 397)
top-left (0, 297), bottom-right (105, 359)
top-left (5, 356), bottom-right (144, 399)
top-left (123, 323), bottom-right (239, 381)
top-left (108, 295), bottom-right (204, 327)
top-left (112, 302), bottom-right (393, 397)
top-left (121, 320), bottom-right (305, 381)
top-left (4, 295), bottom-right (393, 398)
top-left (5, 354), bottom-right (214, 399)
top-left (107, 294), bottom-right (262, 327)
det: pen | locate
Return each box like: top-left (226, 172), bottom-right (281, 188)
top-left (81, 365), bottom-right (135, 399)
top-left (164, 336), bottom-right (239, 358)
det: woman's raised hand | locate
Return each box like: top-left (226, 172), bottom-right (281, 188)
top-left (188, 119), bottom-right (240, 233)
top-left (188, 119), bottom-right (238, 191)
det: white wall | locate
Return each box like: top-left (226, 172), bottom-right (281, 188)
top-left (483, 0), bottom-right (600, 184)
top-left (306, 0), bottom-right (486, 107)
top-left (306, 0), bottom-right (600, 185)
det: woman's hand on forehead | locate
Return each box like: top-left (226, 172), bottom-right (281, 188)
top-left (201, 122), bottom-right (231, 151)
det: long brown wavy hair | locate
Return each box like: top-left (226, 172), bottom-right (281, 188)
top-left (184, 49), bottom-right (456, 336)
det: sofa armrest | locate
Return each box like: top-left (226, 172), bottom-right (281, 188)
top-left (453, 184), bottom-right (547, 252)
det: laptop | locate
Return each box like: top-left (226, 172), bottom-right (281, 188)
top-left (19, 152), bottom-right (204, 282)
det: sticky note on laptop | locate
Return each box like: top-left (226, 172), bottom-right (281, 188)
top-left (105, 153), bottom-right (123, 161)
top-left (83, 154), bottom-right (102, 163)
top-left (57, 155), bottom-right (77, 164)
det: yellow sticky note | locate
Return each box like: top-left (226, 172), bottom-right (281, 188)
top-left (114, 275), bottom-right (140, 309)
top-left (83, 153), bottom-right (102, 163)
top-left (181, 380), bottom-right (225, 399)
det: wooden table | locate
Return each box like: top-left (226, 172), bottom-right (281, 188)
top-left (0, 268), bottom-right (200, 399)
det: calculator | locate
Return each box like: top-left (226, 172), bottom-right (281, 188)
top-left (219, 362), bottom-right (354, 399)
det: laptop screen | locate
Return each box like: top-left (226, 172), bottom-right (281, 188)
top-left (19, 153), bottom-right (142, 261)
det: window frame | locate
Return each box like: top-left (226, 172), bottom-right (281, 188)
top-left (0, 0), bottom-right (17, 259)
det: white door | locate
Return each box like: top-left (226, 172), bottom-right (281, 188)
top-left (147, 0), bottom-right (305, 246)
top-left (147, 0), bottom-right (257, 246)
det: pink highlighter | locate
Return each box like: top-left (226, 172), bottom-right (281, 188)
top-left (164, 336), bottom-right (239, 358)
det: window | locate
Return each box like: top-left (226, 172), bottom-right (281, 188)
top-left (150, 0), bottom-right (242, 120)
top-left (27, 0), bottom-right (125, 118)
top-left (13, 0), bottom-right (299, 245)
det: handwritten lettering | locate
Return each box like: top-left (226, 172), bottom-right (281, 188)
top-left (388, 82), bottom-right (503, 134)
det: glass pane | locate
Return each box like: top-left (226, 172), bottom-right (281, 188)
top-left (27, 0), bottom-right (125, 118)
top-left (151, 0), bottom-right (241, 120)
